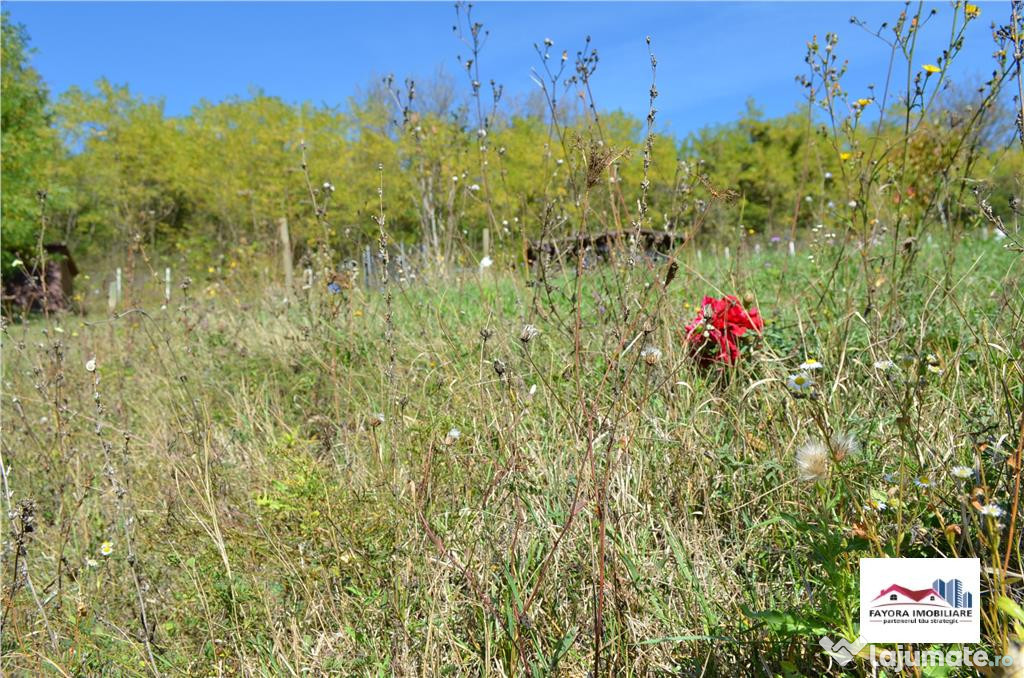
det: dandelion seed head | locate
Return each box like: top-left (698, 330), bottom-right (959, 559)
top-left (829, 432), bottom-right (859, 460)
top-left (519, 324), bottom-right (541, 344)
top-left (641, 346), bottom-right (662, 366)
top-left (796, 440), bottom-right (830, 483)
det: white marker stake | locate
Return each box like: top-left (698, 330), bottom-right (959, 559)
top-left (788, 241), bottom-right (796, 257)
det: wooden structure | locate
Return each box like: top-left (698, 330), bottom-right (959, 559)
top-left (2, 244), bottom-right (80, 313)
top-left (526, 229), bottom-right (687, 267)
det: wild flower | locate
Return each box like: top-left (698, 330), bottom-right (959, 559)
top-left (786, 372), bottom-right (814, 394)
top-left (479, 256), bottom-right (493, 270)
top-left (873, 359), bottom-right (895, 370)
top-left (913, 477), bottom-right (932, 489)
top-left (798, 358), bottom-right (823, 371)
top-left (469, 184), bottom-right (481, 192)
top-left (322, 181), bottom-right (335, 193)
top-left (444, 428), bottom-right (461, 446)
top-left (922, 63), bottom-right (942, 74)
top-left (368, 413), bottom-right (385, 428)
top-left (99, 541), bottom-right (114, 557)
top-left (977, 503), bottom-right (1004, 518)
top-left (683, 295), bottom-right (763, 366)
top-left (829, 432), bottom-right (859, 460)
top-left (85, 357), bottom-right (97, 372)
top-left (796, 440), bottom-right (830, 483)
top-left (867, 498), bottom-right (888, 512)
top-left (85, 557), bottom-right (99, 568)
top-left (950, 466), bottom-right (973, 480)
top-left (640, 346), bottom-right (662, 366)
top-left (519, 324), bottom-right (541, 344)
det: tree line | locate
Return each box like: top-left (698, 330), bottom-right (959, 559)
top-left (2, 10), bottom-right (1020, 280)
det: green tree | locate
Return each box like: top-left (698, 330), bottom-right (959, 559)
top-left (1, 13), bottom-right (62, 277)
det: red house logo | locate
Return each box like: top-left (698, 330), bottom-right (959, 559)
top-left (871, 579), bottom-right (972, 609)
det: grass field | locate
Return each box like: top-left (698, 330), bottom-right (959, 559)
top-left (2, 232), bottom-right (1022, 675)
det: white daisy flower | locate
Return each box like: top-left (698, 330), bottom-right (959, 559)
top-left (873, 359), bottom-right (895, 370)
top-left (950, 466), bottom-right (973, 479)
top-left (85, 358), bottom-right (97, 373)
top-left (977, 503), bottom-right (1004, 518)
top-left (478, 256), bottom-right (493, 270)
top-left (799, 358), bottom-right (823, 371)
top-left (786, 372), bottom-right (815, 393)
top-left (444, 428), bottom-right (461, 446)
top-left (99, 541), bottom-right (114, 557)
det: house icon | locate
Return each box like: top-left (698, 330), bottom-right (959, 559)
top-left (872, 584), bottom-right (952, 607)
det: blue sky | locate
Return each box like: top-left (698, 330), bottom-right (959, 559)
top-left (5, 2), bottom-right (1001, 136)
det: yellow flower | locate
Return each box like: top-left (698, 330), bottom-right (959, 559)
top-left (922, 64), bottom-right (942, 74)
top-left (855, 98), bottom-right (872, 108)
top-left (839, 152), bottom-right (852, 161)
top-left (99, 541), bottom-right (114, 557)
top-left (965, 4), bottom-right (980, 19)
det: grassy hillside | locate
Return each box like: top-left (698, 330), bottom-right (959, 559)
top-left (2, 232), bottom-right (1021, 675)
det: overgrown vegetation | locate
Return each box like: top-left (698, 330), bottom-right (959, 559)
top-left (2, 2), bottom-right (1023, 675)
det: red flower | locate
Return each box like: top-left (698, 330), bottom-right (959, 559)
top-left (684, 295), bottom-right (763, 365)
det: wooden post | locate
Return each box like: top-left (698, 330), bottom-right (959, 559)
top-left (788, 240), bottom-right (796, 257)
top-left (278, 217), bottom-right (294, 295)
top-left (363, 246), bottom-right (373, 289)
top-left (115, 268), bottom-right (123, 304)
top-left (723, 246), bottom-right (730, 260)
top-left (107, 281), bottom-right (117, 313)
top-left (482, 228), bottom-right (490, 258)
